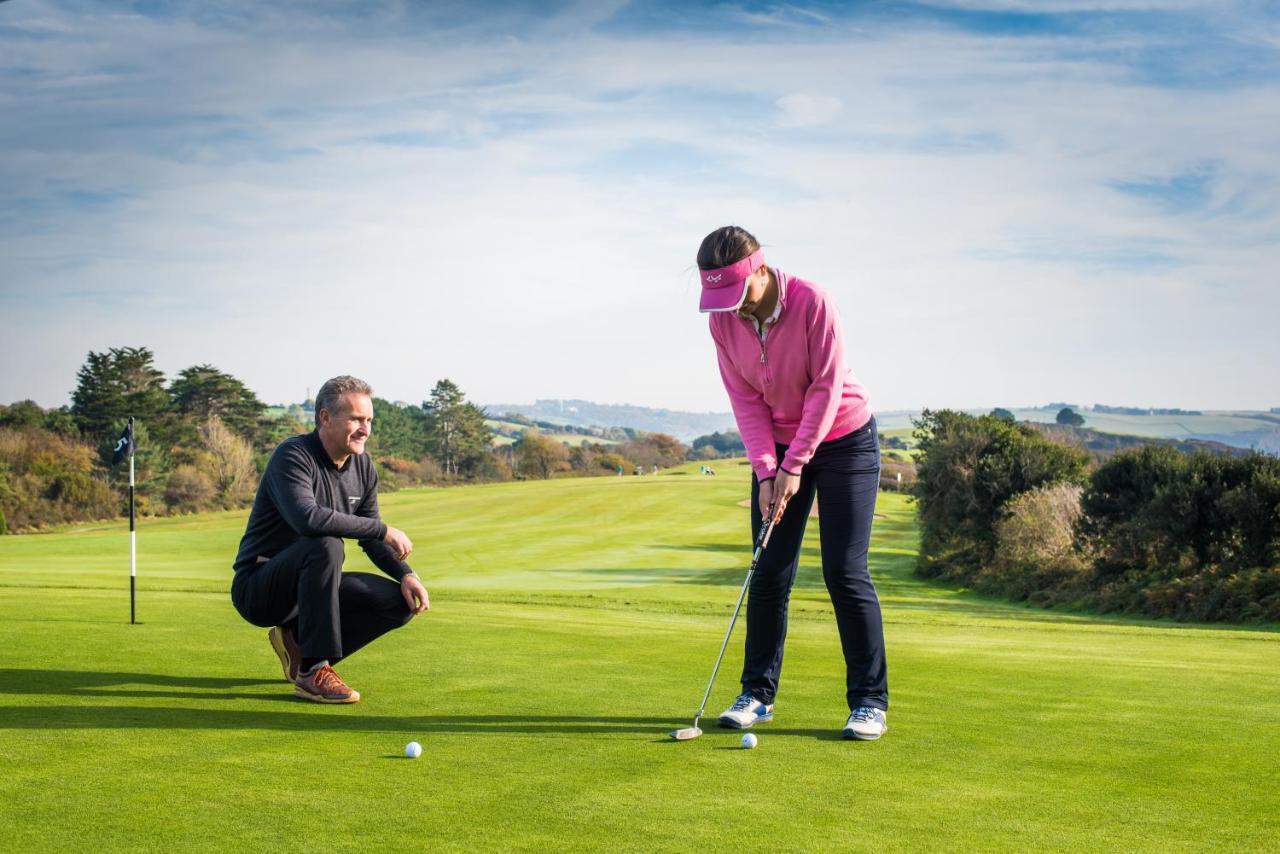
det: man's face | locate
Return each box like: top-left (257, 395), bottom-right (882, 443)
top-left (318, 393), bottom-right (373, 458)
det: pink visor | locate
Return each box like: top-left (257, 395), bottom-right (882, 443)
top-left (698, 249), bottom-right (765, 313)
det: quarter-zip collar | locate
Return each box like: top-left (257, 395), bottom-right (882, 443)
top-left (740, 268), bottom-right (788, 340)
top-left (738, 268), bottom-right (788, 386)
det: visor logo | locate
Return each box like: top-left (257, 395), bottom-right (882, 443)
top-left (705, 274), bottom-right (722, 283)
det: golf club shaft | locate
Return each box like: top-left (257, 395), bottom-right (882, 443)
top-left (692, 508), bottom-right (777, 725)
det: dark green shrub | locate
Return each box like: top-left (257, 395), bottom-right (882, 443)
top-left (912, 409), bottom-right (1089, 582)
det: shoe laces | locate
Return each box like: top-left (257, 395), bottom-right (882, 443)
top-left (312, 665), bottom-right (346, 692)
top-left (730, 693), bottom-right (757, 712)
top-left (850, 706), bottom-right (879, 723)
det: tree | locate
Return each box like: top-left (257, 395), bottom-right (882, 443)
top-left (197, 415), bottom-right (258, 506)
top-left (71, 347), bottom-right (169, 446)
top-left (990, 408), bottom-right (1015, 422)
top-left (169, 365), bottom-right (267, 441)
top-left (0, 400), bottom-right (46, 430)
top-left (423, 380), bottom-right (492, 478)
top-left (367, 398), bottom-right (428, 460)
top-left (619, 433), bottom-right (687, 469)
top-left (1056, 407), bottom-right (1085, 427)
top-left (691, 430), bottom-right (745, 457)
top-left (515, 430), bottom-right (570, 479)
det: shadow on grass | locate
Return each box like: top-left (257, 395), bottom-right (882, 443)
top-left (0, 705), bottom-right (675, 735)
top-left (0, 669), bottom-right (283, 701)
top-left (0, 671), bottom-right (861, 738)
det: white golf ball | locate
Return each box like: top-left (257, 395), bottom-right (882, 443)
top-left (405, 741), bottom-right (422, 759)
top-left (741, 733), bottom-right (758, 749)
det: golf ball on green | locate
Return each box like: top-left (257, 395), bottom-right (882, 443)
top-left (405, 741), bottom-right (422, 759)
top-left (741, 733), bottom-right (758, 749)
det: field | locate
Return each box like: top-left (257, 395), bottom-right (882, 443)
top-left (484, 418), bottom-right (618, 447)
top-left (1, 463), bottom-right (1277, 851)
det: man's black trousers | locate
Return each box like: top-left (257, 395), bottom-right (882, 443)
top-left (231, 536), bottom-right (411, 663)
top-left (743, 417), bottom-right (889, 711)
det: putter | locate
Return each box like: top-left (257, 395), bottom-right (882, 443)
top-left (671, 504), bottom-right (778, 741)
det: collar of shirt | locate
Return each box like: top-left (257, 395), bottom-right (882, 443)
top-left (746, 287), bottom-right (783, 341)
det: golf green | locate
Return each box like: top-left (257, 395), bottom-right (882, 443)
top-left (1, 462), bottom-right (1277, 851)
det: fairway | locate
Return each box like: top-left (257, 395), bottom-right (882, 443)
top-left (1, 463), bottom-right (1277, 851)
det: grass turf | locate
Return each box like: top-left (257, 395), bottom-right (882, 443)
top-left (1, 462), bottom-right (1277, 851)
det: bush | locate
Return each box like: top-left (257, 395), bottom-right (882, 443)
top-left (1077, 447), bottom-right (1280, 621)
top-left (0, 427), bottom-right (120, 530)
top-left (912, 409), bottom-right (1090, 583)
top-left (515, 431), bottom-right (571, 479)
top-left (980, 483), bottom-right (1089, 602)
top-left (567, 443), bottom-right (634, 476)
top-left (690, 430), bottom-right (745, 458)
top-left (618, 433), bottom-right (687, 469)
top-left (377, 456), bottom-right (444, 490)
top-left (164, 465), bottom-right (216, 513)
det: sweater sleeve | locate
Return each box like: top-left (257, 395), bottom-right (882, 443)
top-left (355, 463), bottom-right (414, 582)
top-left (780, 292), bottom-right (845, 476)
top-left (711, 317), bottom-right (779, 481)
top-left (265, 443), bottom-right (388, 541)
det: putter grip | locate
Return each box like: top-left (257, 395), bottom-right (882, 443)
top-left (761, 507), bottom-right (778, 551)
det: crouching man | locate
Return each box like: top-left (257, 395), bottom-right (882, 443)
top-left (231, 375), bottom-right (429, 703)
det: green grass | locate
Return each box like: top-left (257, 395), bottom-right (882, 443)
top-left (2, 463), bottom-right (1277, 851)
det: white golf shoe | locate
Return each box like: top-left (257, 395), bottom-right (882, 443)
top-left (717, 692), bottom-right (774, 729)
top-left (842, 706), bottom-right (887, 740)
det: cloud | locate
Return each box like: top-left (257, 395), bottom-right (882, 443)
top-left (775, 93), bottom-right (844, 128)
top-left (1, 0), bottom-right (1278, 412)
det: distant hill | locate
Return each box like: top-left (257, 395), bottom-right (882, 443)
top-left (1027, 423), bottom-right (1251, 460)
top-left (877, 406), bottom-right (1280, 455)
top-left (482, 399), bottom-right (735, 442)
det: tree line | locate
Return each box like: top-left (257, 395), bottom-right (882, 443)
top-left (0, 347), bottom-right (747, 533)
top-left (912, 409), bottom-right (1280, 623)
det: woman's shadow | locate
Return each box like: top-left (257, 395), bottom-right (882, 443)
top-left (0, 668), bottom-right (837, 738)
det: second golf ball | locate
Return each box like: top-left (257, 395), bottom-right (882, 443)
top-left (741, 733), bottom-right (758, 749)
top-left (405, 741), bottom-right (422, 759)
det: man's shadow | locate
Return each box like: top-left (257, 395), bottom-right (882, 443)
top-left (0, 669), bottom-right (837, 738)
top-left (0, 668), bottom-right (284, 701)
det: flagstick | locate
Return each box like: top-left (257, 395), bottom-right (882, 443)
top-left (129, 425), bottom-right (136, 625)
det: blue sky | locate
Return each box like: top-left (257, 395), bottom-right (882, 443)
top-left (1, 0), bottom-right (1278, 412)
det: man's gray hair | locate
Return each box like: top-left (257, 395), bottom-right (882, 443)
top-left (315, 375), bottom-right (373, 425)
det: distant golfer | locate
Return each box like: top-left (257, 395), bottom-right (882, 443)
top-left (697, 226), bottom-right (888, 739)
top-left (230, 375), bottom-right (428, 703)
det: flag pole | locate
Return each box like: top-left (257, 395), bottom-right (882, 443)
top-left (128, 416), bottom-right (136, 625)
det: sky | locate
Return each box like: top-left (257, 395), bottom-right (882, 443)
top-left (2, 0), bottom-right (1278, 414)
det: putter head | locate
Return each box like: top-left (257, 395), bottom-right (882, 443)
top-left (670, 726), bottom-right (703, 741)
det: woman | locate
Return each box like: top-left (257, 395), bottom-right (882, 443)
top-left (698, 225), bottom-right (888, 740)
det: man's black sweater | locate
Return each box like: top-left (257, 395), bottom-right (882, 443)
top-left (233, 430), bottom-right (412, 581)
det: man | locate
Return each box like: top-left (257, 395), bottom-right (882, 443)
top-left (231, 375), bottom-right (429, 703)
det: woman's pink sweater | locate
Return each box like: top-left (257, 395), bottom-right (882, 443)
top-left (709, 269), bottom-right (871, 481)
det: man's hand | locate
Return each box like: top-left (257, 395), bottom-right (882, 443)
top-left (384, 525), bottom-right (413, 561)
top-left (771, 470), bottom-right (801, 523)
top-left (401, 573), bottom-right (430, 616)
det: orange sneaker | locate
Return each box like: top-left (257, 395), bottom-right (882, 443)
top-left (294, 664), bottom-right (360, 704)
top-left (267, 625), bottom-right (299, 682)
